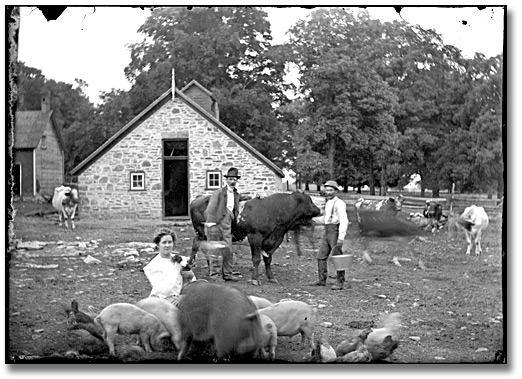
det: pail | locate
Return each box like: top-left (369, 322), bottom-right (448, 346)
top-left (200, 240), bottom-right (228, 254)
top-left (331, 254), bottom-right (353, 271)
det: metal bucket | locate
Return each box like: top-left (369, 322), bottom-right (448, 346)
top-left (331, 254), bottom-right (353, 271)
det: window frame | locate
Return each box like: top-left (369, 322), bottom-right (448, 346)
top-left (129, 171), bottom-right (146, 191)
top-left (206, 170), bottom-right (222, 190)
top-left (40, 136), bottom-right (47, 149)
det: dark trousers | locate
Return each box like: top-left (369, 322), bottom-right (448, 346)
top-left (317, 224), bottom-right (340, 260)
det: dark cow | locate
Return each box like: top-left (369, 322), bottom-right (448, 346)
top-left (177, 280), bottom-right (263, 361)
top-left (189, 192), bottom-right (321, 286)
top-left (354, 195), bottom-right (405, 223)
top-left (52, 185), bottom-right (80, 229)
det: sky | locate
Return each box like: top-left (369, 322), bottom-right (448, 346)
top-left (13, 4), bottom-right (505, 106)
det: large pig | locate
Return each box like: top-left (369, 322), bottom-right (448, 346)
top-left (258, 300), bottom-right (316, 349)
top-left (94, 303), bottom-right (170, 355)
top-left (135, 297), bottom-right (182, 350)
top-left (257, 314), bottom-right (277, 361)
top-left (177, 281), bottom-right (263, 361)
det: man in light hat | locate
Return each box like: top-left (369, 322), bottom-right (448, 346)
top-left (310, 180), bottom-right (349, 290)
top-left (204, 167), bottom-right (263, 282)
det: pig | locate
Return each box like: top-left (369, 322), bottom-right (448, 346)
top-left (94, 303), bottom-right (170, 356)
top-left (248, 295), bottom-right (274, 310)
top-left (135, 297), bottom-right (182, 350)
top-left (177, 280), bottom-right (264, 361)
top-left (257, 314), bottom-right (277, 361)
top-left (258, 300), bottom-right (316, 349)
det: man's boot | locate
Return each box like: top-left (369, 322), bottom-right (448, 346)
top-left (309, 259), bottom-right (328, 286)
top-left (331, 270), bottom-right (345, 290)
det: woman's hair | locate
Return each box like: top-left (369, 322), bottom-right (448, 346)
top-left (153, 228), bottom-right (177, 245)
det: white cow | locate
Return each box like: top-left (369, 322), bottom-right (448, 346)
top-left (52, 185), bottom-right (80, 229)
top-left (457, 205), bottom-right (489, 255)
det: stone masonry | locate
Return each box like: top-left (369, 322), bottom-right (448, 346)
top-left (77, 96), bottom-right (282, 219)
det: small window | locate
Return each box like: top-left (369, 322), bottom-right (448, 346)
top-left (40, 136), bottom-right (47, 149)
top-left (206, 170), bottom-right (222, 189)
top-left (130, 171), bottom-right (145, 190)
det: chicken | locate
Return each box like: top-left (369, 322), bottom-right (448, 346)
top-left (334, 328), bottom-right (372, 363)
top-left (309, 337), bottom-right (336, 363)
top-left (64, 300), bottom-right (104, 341)
top-left (365, 312), bottom-right (401, 361)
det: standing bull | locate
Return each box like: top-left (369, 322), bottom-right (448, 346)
top-left (52, 185), bottom-right (80, 229)
top-left (189, 192), bottom-right (321, 286)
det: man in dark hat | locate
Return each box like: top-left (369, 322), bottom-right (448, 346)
top-left (204, 167), bottom-right (262, 281)
top-left (309, 180), bottom-right (349, 290)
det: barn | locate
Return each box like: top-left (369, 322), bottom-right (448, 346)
top-left (70, 78), bottom-right (284, 220)
top-left (13, 94), bottom-right (65, 200)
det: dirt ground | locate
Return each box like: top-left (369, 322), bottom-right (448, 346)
top-left (6, 200), bottom-right (505, 364)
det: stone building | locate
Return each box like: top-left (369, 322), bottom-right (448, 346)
top-left (70, 79), bottom-right (284, 220)
top-left (14, 94), bottom-right (65, 199)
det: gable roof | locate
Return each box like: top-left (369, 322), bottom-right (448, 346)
top-left (14, 110), bottom-right (64, 150)
top-left (181, 80), bottom-right (215, 98)
top-left (70, 87), bottom-right (283, 178)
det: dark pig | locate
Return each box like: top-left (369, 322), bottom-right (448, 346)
top-left (177, 281), bottom-right (263, 361)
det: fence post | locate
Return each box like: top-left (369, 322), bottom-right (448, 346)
top-left (449, 182), bottom-right (455, 214)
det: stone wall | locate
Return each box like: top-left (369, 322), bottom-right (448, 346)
top-left (77, 96), bottom-right (282, 219)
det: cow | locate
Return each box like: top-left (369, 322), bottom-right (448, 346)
top-left (354, 194), bottom-right (405, 224)
top-left (456, 205), bottom-right (489, 255)
top-left (52, 185), bottom-right (80, 229)
top-left (189, 192), bottom-right (321, 286)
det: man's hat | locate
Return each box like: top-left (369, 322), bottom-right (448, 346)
top-left (324, 180), bottom-right (339, 190)
top-left (224, 167), bottom-right (241, 179)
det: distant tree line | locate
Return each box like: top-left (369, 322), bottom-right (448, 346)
top-left (14, 7), bottom-right (504, 198)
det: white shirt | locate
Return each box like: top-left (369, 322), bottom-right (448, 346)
top-left (143, 253), bottom-right (184, 300)
top-left (226, 184), bottom-right (235, 212)
top-left (314, 196), bottom-right (349, 240)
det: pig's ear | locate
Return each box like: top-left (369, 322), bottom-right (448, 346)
top-left (245, 311), bottom-right (259, 320)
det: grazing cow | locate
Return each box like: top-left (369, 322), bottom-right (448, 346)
top-left (190, 192), bottom-right (321, 286)
top-left (354, 195), bottom-right (405, 223)
top-left (52, 185), bottom-right (80, 229)
top-left (456, 205), bottom-right (489, 255)
top-left (177, 281), bottom-right (263, 361)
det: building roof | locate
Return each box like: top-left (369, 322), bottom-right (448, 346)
top-left (14, 110), bottom-right (64, 150)
top-left (181, 79), bottom-right (216, 98)
top-left (71, 85), bottom-right (284, 178)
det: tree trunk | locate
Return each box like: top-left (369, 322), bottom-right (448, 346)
top-left (328, 137), bottom-right (335, 179)
top-left (369, 170), bottom-right (375, 196)
top-left (305, 181), bottom-right (310, 191)
top-left (380, 168), bottom-right (387, 196)
top-left (432, 188), bottom-right (440, 198)
top-left (357, 184), bottom-right (362, 194)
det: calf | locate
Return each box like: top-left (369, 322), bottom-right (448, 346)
top-left (52, 185), bottom-right (80, 229)
top-left (258, 300), bottom-right (316, 349)
top-left (456, 205), bottom-right (489, 255)
top-left (177, 281), bottom-right (263, 361)
top-left (94, 303), bottom-right (170, 355)
top-left (135, 297), bottom-right (182, 350)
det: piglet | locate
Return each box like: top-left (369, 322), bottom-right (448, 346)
top-left (248, 295), bottom-right (274, 310)
top-left (94, 303), bottom-right (170, 356)
top-left (258, 300), bottom-right (316, 349)
top-left (257, 314), bottom-right (277, 361)
top-left (135, 297), bottom-right (182, 349)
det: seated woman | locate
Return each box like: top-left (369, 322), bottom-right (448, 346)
top-left (143, 228), bottom-right (195, 305)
